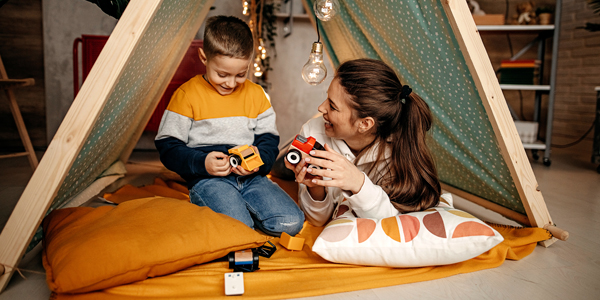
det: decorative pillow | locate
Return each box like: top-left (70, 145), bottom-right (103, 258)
top-left (42, 197), bottom-right (269, 294)
top-left (312, 193), bottom-right (503, 268)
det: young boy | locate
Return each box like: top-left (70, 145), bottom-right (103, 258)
top-left (155, 16), bottom-right (304, 236)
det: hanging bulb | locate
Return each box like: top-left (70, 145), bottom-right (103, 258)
top-left (301, 42), bottom-right (327, 85)
top-left (314, 0), bottom-right (339, 21)
top-left (242, 0), bottom-right (250, 16)
top-left (258, 38), bottom-right (267, 60)
top-left (253, 55), bottom-right (264, 77)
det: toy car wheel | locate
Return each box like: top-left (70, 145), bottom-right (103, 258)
top-left (307, 164), bottom-right (322, 170)
top-left (229, 155), bottom-right (241, 168)
top-left (286, 149), bottom-right (302, 165)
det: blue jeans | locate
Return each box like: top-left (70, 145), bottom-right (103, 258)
top-left (190, 174), bottom-right (304, 237)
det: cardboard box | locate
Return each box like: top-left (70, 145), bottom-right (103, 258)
top-left (473, 14), bottom-right (505, 25)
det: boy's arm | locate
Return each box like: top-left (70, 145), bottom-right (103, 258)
top-left (252, 95), bottom-right (280, 175)
top-left (155, 87), bottom-right (215, 179)
top-left (155, 137), bottom-right (212, 178)
top-left (254, 132), bottom-right (279, 175)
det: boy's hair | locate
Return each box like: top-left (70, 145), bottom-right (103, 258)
top-left (203, 15), bottom-right (254, 60)
top-left (335, 58), bottom-right (441, 213)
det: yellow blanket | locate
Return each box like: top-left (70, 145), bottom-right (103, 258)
top-left (51, 179), bottom-right (550, 299)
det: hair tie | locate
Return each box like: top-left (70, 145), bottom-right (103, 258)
top-left (399, 85), bottom-right (412, 104)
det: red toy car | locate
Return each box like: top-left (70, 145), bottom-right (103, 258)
top-left (285, 134), bottom-right (325, 170)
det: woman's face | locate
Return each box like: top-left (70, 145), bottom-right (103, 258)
top-left (317, 78), bottom-right (360, 140)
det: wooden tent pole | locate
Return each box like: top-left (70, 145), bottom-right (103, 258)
top-left (441, 183), bottom-right (531, 226)
top-left (441, 0), bottom-right (563, 247)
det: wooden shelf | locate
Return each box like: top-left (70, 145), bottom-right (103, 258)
top-left (522, 141), bottom-right (547, 150)
top-left (274, 13), bottom-right (310, 19)
top-left (500, 84), bottom-right (550, 91)
top-left (477, 25), bottom-right (554, 33)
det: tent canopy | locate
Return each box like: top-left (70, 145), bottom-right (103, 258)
top-left (0, 0), bottom-right (562, 293)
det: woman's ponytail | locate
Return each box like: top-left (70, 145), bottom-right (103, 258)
top-left (336, 58), bottom-right (441, 212)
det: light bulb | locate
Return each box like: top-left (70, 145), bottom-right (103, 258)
top-left (253, 56), bottom-right (264, 77)
top-left (301, 42), bottom-right (327, 85)
top-left (314, 0), bottom-right (339, 21)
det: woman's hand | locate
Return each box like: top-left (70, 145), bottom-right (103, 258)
top-left (205, 151), bottom-right (232, 176)
top-left (284, 150), bottom-right (326, 200)
top-left (303, 143), bottom-right (365, 195)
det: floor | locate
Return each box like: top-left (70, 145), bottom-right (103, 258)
top-left (0, 140), bottom-right (599, 300)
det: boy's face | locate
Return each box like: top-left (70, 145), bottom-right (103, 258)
top-left (199, 48), bottom-right (250, 96)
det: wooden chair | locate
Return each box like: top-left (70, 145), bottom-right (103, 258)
top-left (0, 54), bottom-right (38, 170)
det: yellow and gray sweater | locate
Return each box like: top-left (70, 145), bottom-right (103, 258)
top-left (155, 75), bottom-right (279, 188)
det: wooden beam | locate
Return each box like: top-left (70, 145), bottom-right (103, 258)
top-left (441, 183), bottom-right (531, 226)
top-left (0, 1), bottom-right (163, 292)
top-left (0, 78), bottom-right (35, 90)
top-left (441, 0), bottom-right (556, 235)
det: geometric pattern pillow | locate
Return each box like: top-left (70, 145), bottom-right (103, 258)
top-left (312, 193), bottom-right (504, 267)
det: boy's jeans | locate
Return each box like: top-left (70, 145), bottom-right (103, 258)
top-left (190, 174), bottom-right (304, 236)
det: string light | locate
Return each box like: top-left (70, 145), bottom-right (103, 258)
top-left (301, 42), bottom-right (327, 85)
top-left (253, 55), bottom-right (264, 77)
top-left (242, 0), bottom-right (250, 16)
top-left (258, 38), bottom-right (267, 60)
top-left (314, 0), bottom-right (339, 21)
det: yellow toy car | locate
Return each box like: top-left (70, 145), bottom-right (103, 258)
top-left (228, 145), bottom-right (264, 171)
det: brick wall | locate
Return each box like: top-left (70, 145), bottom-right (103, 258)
top-left (553, 0), bottom-right (600, 144)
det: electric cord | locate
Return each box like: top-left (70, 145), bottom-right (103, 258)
top-left (551, 116), bottom-right (597, 148)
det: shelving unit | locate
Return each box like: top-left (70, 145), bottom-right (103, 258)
top-left (477, 0), bottom-right (561, 166)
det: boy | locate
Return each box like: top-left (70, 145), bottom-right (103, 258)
top-left (155, 16), bottom-right (304, 236)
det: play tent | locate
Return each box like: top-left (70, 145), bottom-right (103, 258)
top-left (0, 0), bottom-right (566, 293)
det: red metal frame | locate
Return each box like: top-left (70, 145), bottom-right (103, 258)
top-left (73, 35), bottom-right (205, 131)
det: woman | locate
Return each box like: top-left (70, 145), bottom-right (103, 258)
top-left (285, 58), bottom-right (441, 226)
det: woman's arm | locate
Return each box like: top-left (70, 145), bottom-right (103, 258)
top-left (342, 175), bottom-right (399, 219)
top-left (298, 184), bottom-right (337, 227)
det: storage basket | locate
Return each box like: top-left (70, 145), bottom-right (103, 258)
top-left (514, 121), bottom-right (538, 144)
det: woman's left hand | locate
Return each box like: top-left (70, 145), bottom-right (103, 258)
top-left (304, 143), bottom-right (365, 194)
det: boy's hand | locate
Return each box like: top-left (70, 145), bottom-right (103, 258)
top-left (231, 166), bottom-right (259, 176)
top-left (231, 146), bottom-right (260, 176)
top-left (206, 151), bottom-right (232, 176)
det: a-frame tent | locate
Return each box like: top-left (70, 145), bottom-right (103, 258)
top-left (0, 0), bottom-right (566, 293)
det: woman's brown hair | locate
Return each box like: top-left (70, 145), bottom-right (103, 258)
top-left (335, 58), bottom-right (441, 212)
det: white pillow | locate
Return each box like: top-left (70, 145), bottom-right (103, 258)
top-left (312, 193), bottom-right (503, 268)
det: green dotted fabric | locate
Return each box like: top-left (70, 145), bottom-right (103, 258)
top-left (306, 0), bottom-right (524, 215)
top-left (27, 0), bottom-right (213, 252)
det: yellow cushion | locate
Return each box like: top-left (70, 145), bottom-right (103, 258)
top-left (42, 197), bottom-right (269, 294)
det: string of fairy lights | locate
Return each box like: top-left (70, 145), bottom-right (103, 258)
top-left (242, 0), bottom-right (339, 85)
